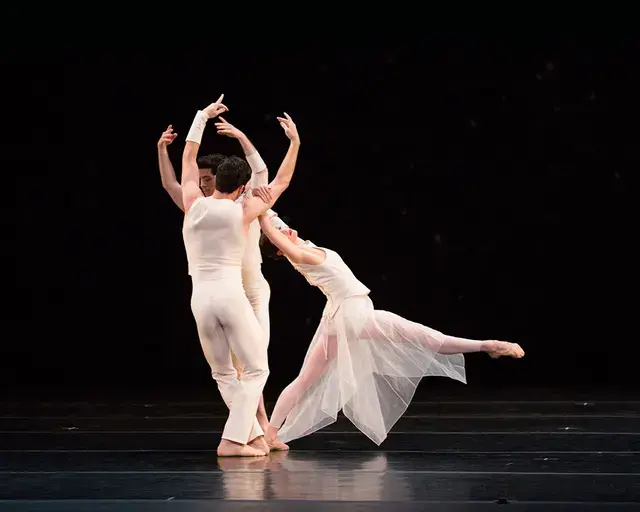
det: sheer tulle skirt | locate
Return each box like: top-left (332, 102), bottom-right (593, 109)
top-left (277, 295), bottom-right (466, 445)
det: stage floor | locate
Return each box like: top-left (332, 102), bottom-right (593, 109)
top-left (0, 394), bottom-right (638, 511)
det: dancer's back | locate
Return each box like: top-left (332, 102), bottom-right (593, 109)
top-left (183, 196), bottom-right (246, 280)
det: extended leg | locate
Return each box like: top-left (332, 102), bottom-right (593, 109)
top-left (370, 310), bottom-right (524, 358)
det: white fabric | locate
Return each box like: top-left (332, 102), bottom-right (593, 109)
top-left (185, 111), bottom-right (209, 144)
top-left (246, 151), bottom-right (267, 174)
top-left (235, 151), bottom-right (269, 271)
top-left (183, 197), bottom-right (245, 277)
top-left (291, 248), bottom-right (370, 318)
top-left (271, 248), bottom-right (466, 446)
top-left (266, 210), bottom-right (289, 231)
top-left (242, 270), bottom-right (271, 346)
top-left (183, 196), bottom-right (269, 444)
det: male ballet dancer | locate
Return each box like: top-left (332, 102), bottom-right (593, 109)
top-left (157, 117), bottom-right (274, 435)
top-left (181, 95), bottom-right (300, 456)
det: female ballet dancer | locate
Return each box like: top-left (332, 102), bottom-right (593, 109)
top-left (254, 206), bottom-right (525, 447)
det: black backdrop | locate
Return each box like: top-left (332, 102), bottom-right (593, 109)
top-left (4, 38), bottom-right (635, 399)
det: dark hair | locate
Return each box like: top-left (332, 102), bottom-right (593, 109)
top-left (259, 233), bottom-right (282, 259)
top-left (215, 156), bottom-right (251, 193)
top-left (259, 215), bottom-right (293, 260)
top-left (197, 153), bottom-right (225, 175)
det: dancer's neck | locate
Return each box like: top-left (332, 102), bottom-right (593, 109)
top-left (212, 190), bottom-right (239, 201)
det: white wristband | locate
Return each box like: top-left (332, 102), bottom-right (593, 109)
top-left (246, 151), bottom-right (267, 173)
top-left (186, 110), bottom-right (209, 144)
top-left (268, 210), bottom-right (289, 230)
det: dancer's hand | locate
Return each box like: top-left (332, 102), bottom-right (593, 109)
top-left (215, 117), bottom-right (244, 139)
top-left (202, 94), bottom-right (229, 119)
top-left (158, 125), bottom-right (177, 148)
top-left (253, 185), bottom-right (273, 204)
top-left (277, 113), bottom-right (299, 144)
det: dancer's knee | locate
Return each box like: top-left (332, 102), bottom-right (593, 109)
top-left (243, 365), bottom-right (270, 384)
top-left (295, 368), bottom-right (322, 394)
top-left (211, 367), bottom-right (238, 383)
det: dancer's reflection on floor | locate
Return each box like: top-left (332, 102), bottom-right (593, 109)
top-left (218, 451), bottom-right (411, 501)
top-left (217, 455), bottom-right (269, 500)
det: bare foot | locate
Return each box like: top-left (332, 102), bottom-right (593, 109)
top-left (486, 340), bottom-right (525, 359)
top-left (249, 435), bottom-right (270, 455)
top-left (217, 439), bottom-right (265, 457)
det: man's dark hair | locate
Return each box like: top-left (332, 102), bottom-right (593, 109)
top-left (215, 156), bottom-right (252, 193)
top-left (197, 153), bottom-right (226, 175)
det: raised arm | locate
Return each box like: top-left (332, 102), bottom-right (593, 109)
top-left (215, 117), bottom-right (269, 193)
top-left (181, 95), bottom-right (228, 213)
top-left (258, 214), bottom-right (320, 265)
top-left (157, 125), bottom-right (184, 211)
top-left (242, 114), bottom-right (300, 226)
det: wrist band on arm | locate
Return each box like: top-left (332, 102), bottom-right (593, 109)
top-left (246, 151), bottom-right (267, 173)
top-left (186, 111), bottom-right (209, 144)
top-left (268, 213), bottom-right (289, 230)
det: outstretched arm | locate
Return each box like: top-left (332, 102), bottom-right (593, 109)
top-left (215, 117), bottom-right (269, 192)
top-left (181, 95), bottom-right (228, 213)
top-left (258, 215), bottom-right (320, 265)
top-left (157, 125), bottom-right (184, 212)
top-left (243, 114), bottom-right (300, 226)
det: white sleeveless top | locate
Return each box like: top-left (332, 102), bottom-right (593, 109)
top-left (183, 196), bottom-right (246, 280)
top-left (291, 244), bottom-right (370, 317)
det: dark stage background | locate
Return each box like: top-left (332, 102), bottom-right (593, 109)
top-left (4, 38), bottom-right (635, 399)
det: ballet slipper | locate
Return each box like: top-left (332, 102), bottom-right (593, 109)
top-left (486, 340), bottom-right (525, 359)
top-left (264, 424), bottom-right (289, 451)
top-left (269, 438), bottom-right (290, 451)
top-left (248, 435), bottom-right (270, 454)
